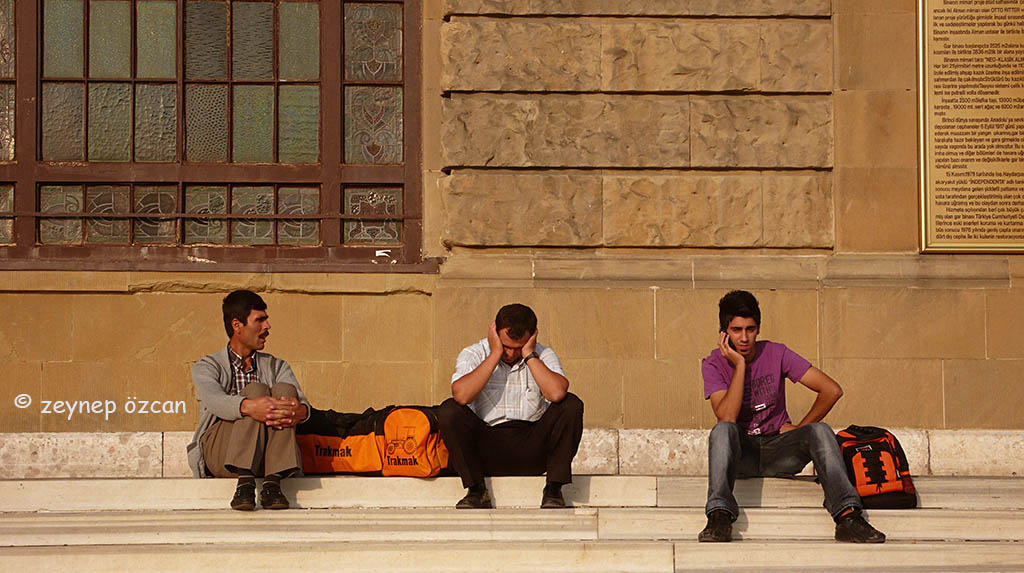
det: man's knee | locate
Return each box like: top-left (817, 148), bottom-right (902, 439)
top-left (271, 383), bottom-right (298, 399)
top-left (241, 382), bottom-right (270, 398)
top-left (807, 422), bottom-right (835, 442)
top-left (438, 397), bottom-right (471, 425)
top-left (551, 392), bottom-right (583, 418)
top-left (710, 420), bottom-right (739, 440)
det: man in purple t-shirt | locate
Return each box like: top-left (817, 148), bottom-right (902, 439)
top-left (698, 290), bottom-right (885, 544)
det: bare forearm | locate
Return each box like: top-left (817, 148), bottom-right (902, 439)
top-left (452, 354), bottom-right (501, 405)
top-left (714, 365), bottom-right (746, 422)
top-left (527, 360), bottom-right (569, 402)
top-left (794, 387), bottom-right (842, 427)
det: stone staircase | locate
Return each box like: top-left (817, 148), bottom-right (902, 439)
top-left (1, 475), bottom-right (1022, 571)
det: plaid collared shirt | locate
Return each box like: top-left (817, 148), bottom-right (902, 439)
top-left (451, 338), bottom-right (564, 426)
top-left (228, 345), bottom-right (260, 395)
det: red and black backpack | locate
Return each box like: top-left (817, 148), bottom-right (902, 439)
top-left (835, 425), bottom-right (918, 509)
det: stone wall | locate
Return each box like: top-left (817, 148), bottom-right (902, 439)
top-left (2, 0), bottom-right (1024, 438)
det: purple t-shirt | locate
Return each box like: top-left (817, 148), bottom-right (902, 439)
top-left (701, 340), bottom-right (812, 436)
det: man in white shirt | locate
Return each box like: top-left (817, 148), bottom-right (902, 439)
top-left (438, 303), bottom-right (584, 509)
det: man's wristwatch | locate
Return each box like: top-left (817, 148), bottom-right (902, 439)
top-left (523, 351), bottom-right (540, 363)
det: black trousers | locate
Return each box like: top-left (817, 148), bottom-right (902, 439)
top-left (437, 393), bottom-right (584, 489)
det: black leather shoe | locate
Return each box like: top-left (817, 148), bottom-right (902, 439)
top-left (455, 487), bottom-right (492, 509)
top-left (230, 482), bottom-right (256, 511)
top-left (540, 484), bottom-right (567, 509)
top-left (697, 510), bottom-right (733, 542)
top-left (260, 481), bottom-right (290, 510)
top-left (835, 510), bottom-right (885, 543)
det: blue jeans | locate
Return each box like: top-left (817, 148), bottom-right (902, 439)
top-left (705, 421), bottom-right (861, 521)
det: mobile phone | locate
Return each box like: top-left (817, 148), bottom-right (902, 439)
top-left (721, 328), bottom-right (736, 350)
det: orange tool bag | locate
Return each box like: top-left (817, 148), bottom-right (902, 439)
top-left (835, 425), bottom-right (918, 509)
top-left (296, 406), bottom-right (449, 477)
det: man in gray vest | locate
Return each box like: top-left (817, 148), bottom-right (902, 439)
top-left (186, 290), bottom-right (311, 510)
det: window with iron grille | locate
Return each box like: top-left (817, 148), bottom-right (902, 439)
top-left (0, 0), bottom-right (427, 271)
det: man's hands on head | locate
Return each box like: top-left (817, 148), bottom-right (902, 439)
top-left (486, 321), bottom-right (502, 358)
top-left (521, 328), bottom-right (538, 358)
top-left (241, 396), bottom-right (307, 428)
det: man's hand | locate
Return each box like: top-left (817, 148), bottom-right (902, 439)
top-left (486, 321), bottom-right (502, 358)
top-left (241, 396), bottom-right (306, 428)
top-left (265, 397), bottom-right (305, 429)
top-left (240, 396), bottom-right (277, 423)
top-left (521, 328), bottom-right (538, 358)
top-left (779, 422), bottom-right (797, 434)
top-left (718, 332), bottom-right (745, 368)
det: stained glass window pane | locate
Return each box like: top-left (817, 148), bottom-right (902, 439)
top-left (344, 87), bottom-right (402, 164)
top-left (343, 187), bottom-right (402, 245)
top-left (279, 187), bottom-right (319, 245)
top-left (134, 185), bottom-right (177, 243)
top-left (85, 185), bottom-right (130, 243)
top-left (279, 85), bottom-right (319, 163)
top-left (39, 185), bottom-right (84, 244)
top-left (136, 84), bottom-right (177, 162)
top-left (233, 2), bottom-right (274, 80)
top-left (88, 83), bottom-right (131, 161)
top-left (231, 186), bottom-right (274, 244)
top-left (280, 2), bottom-right (319, 80)
top-left (0, 0), bottom-right (14, 78)
top-left (184, 185), bottom-right (227, 243)
top-left (233, 85), bottom-right (274, 163)
top-left (0, 83), bottom-right (13, 160)
top-left (0, 184), bottom-right (11, 241)
top-left (185, 84), bottom-right (227, 162)
top-left (185, 1), bottom-right (227, 80)
top-left (89, 1), bottom-right (130, 78)
top-left (44, 0), bottom-right (84, 78)
top-left (344, 3), bottom-right (402, 82)
top-left (42, 83), bottom-right (84, 161)
top-left (137, 1), bottom-right (177, 79)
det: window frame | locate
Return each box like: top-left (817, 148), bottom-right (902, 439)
top-left (0, 0), bottom-right (432, 272)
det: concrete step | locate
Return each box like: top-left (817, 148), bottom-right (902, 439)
top-left (2, 506), bottom-right (1020, 546)
top-left (0, 541), bottom-right (676, 572)
top-left (657, 476), bottom-right (1024, 510)
top-left (599, 507), bottom-right (1024, 542)
top-left (2, 475), bottom-right (1020, 512)
top-left (0, 475), bottom-right (656, 512)
top-left (674, 541), bottom-right (1024, 571)
top-left (1, 539), bottom-right (1021, 572)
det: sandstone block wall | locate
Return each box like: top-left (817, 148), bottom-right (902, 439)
top-left (2, 0), bottom-right (1023, 438)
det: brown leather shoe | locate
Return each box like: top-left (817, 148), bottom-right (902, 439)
top-left (835, 510), bottom-right (885, 543)
top-left (697, 510), bottom-right (733, 542)
top-left (230, 482), bottom-right (256, 511)
top-left (541, 483), bottom-right (567, 509)
top-left (259, 481), bottom-right (290, 510)
top-left (455, 487), bottom-right (492, 509)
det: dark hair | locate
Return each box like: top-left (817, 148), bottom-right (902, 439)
top-left (495, 303), bottom-right (537, 340)
top-left (222, 290), bottom-right (267, 338)
top-left (718, 290), bottom-right (760, 331)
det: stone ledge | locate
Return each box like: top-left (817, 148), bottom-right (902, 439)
top-left (443, 0), bottom-right (832, 17)
top-left (2, 428), bottom-right (1020, 479)
top-left (0, 272), bottom-right (439, 295)
top-left (824, 255), bottom-right (1011, 288)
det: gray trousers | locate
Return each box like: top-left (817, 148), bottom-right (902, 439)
top-left (200, 382), bottom-right (302, 478)
top-left (705, 421), bottom-right (861, 521)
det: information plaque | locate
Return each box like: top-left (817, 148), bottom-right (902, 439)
top-left (920, 0), bottom-right (1024, 251)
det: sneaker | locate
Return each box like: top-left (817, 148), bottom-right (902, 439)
top-left (455, 486), bottom-right (493, 509)
top-left (259, 481), bottom-right (290, 510)
top-left (835, 510), bottom-right (886, 543)
top-left (697, 510), bottom-right (733, 542)
top-left (230, 482), bottom-right (256, 511)
top-left (540, 483), bottom-right (567, 509)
